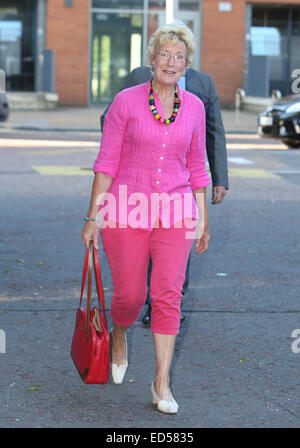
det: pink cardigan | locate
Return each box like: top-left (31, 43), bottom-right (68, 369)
top-left (93, 80), bottom-right (211, 229)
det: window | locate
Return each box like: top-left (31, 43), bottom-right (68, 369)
top-left (92, 0), bottom-right (144, 9)
top-left (0, 0), bottom-right (36, 91)
top-left (149, 0), bottom-right (166, 8)
top-left (178, 0), bottom-right (199, 11)
top-left (250, 27), bottom-right (280, 57)
top-left (291, 7), bottom-right (300, 79)
top-left (249, 5), bottom-right (299, 96)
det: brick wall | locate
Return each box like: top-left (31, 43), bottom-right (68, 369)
top-left (45, 0), bottom-right (300, 107)
top-left (46, 0), bottom-right (90, 106)
top-left (201, 0), bottom-right (300, 107)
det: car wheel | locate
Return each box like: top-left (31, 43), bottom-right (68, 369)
top-left (281, 140), bottom-right (300, 149)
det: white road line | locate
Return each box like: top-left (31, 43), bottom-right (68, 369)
top-left (228, 157), bottom-right (254, 165)
top-left (270, 170), bottom-right (300, 174)
top-left (226, 134), bottom-right (260, 139)
top-left (0, 139), bottom-right (99, 147)
top-left (227, 143), bottom-right (287, 150)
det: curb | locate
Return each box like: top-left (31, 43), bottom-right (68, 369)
top-left (0, 124), bottom-right (257, 135)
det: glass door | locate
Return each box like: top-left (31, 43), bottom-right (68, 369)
top-left (248, 5), bottom-right (300, 96)
top-left (290, 7), bottom-right (300, 90)
top-left (90, 12), bottom-right (143, 104)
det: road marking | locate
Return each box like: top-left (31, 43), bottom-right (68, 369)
top-left (228, 168), bottom-right (280, 178)
top-left (227, 143), bottom-right (287, 150)
top-left (271, 170), bottom-right (300, 174)
top-left (31, 165), bottom-right (280, 179)
top-left (31, 166), bottom-right (93, 175)
top-left (249, 156), bottom-right (287, 169)
top-left (20, 148), bottom-right (98, 155)
top-left (226, 134), bottom-right (261, 139)
top-left (228, 157), bottom-right (254, 165)
top-left (0, 139), bottom-right (99, 148)
top-left (0, 139), bottom-right (288, 152)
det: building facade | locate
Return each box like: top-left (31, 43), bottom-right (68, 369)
top-left (202, 0), bottom-right (300, 106)
top-left (0, 0), bottom-right (300, 107)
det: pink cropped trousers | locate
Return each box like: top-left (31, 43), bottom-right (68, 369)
top-left (101, 221), bottom-right (195, 335)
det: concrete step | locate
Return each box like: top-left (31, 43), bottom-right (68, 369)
top-left (241, 96), bottom-right (273, 113)
top-left (6, 92), bottom-right (59, 111)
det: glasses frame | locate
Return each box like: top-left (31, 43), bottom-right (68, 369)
top-left (156, 50), bottom-right (186, 63)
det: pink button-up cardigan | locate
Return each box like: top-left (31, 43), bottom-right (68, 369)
top-left (93, 80), bottom-right (211, 230)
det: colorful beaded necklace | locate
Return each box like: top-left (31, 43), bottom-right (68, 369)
top-left (149, 80), bottom-right (181, 125)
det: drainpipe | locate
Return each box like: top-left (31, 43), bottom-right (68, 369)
top-left (35, 0), bottom-right (46, 92)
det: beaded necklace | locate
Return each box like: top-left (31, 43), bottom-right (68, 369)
top-left (148, 80), bottom-right (181, 125)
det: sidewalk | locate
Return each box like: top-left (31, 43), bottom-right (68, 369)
top-left (0, 106), bottom-right (259, 134)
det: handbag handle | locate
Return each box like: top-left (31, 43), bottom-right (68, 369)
top-left (78, 240), bottom-right (107, 339)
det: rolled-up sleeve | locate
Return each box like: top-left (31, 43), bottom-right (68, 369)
top-left (93, 91), bottom-right (127, 178)
top-left (187, 100), bottom-right (211, 190)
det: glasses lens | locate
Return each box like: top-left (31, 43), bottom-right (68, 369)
top-left (158, 51), bottom-right (185, 62)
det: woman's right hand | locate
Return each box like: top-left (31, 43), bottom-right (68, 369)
top-left (81, 221), bottom-right (99, 250)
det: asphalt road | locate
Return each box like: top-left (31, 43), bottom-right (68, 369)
top-left (0, 131), bottom-right (300, 428)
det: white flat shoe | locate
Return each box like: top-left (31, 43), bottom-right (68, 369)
top-left (151, 381), bottom-right (179, 414)
top-left (110, 328), bottom-right (128, 384)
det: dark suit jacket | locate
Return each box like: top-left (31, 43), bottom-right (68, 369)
top-left (101, 66), bottom-right (229, 189)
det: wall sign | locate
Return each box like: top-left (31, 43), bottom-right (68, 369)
top-left (218, 2), bottom-right (232, 12)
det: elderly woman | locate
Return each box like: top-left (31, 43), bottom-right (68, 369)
top-left (81, 22), bottom-right (210, 414)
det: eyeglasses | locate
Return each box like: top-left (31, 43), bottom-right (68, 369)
top-left (157, 51), bottom-right (185, 62)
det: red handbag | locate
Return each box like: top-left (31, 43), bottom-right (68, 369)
top-left (71, 241), bottom-right (110, 384)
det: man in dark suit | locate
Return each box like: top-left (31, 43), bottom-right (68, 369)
top-left (100, 65), bottom-right (229, 326)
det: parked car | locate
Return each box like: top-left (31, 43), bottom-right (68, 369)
top-left (0, 92), bottom-right (9, 121)
top-left (258, 94), bottom-right (300, 148)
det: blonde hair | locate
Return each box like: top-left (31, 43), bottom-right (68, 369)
top-left (147, 21), bottom-right (195, 69)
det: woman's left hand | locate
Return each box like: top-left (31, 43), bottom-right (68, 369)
top-left (194, 221), bottom-right (210, 254)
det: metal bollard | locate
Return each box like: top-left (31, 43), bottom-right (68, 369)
top-left (271, 90), bottom-right (282, 101)
top-left (235, 88), bottom-right (246, 110)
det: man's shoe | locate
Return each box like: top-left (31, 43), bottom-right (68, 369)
top-left (142, 305), bottom-right (151, 327)
top-left (142, 305), bottom-right (185, 326)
